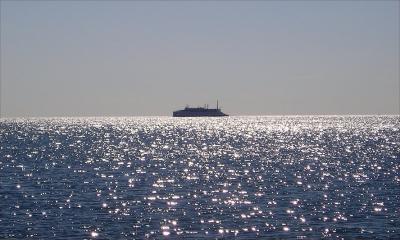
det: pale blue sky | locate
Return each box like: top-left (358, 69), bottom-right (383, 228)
top-left (1, 1), bottom-right (399, 117)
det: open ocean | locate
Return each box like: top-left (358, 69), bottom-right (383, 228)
top-left (0, 116), bottom-right (399, 239)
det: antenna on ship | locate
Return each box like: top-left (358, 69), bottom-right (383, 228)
top-left (217, 100), bottom-right (219, 110)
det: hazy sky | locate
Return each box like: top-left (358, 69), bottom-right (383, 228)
top-left (1, 1), bottom-right (399, 117)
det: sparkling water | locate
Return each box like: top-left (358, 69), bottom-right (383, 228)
top-left (0, 116), bottom-right (399, 239)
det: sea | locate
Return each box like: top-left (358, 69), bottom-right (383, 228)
top-left (0, 116), bottom-right (399, 239)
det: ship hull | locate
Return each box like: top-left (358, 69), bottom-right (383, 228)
top-left (173, 108), bottom-right (228, 117)
top-left (173, 112), bottom-right (228, 117)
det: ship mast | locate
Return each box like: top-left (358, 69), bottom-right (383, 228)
top-left (217, 100), bottom-right (219, 110)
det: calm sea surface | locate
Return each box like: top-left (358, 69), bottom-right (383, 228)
top-left (0, 116), bottom-right (399, 239)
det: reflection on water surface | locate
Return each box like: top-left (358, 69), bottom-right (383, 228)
top-left (0, 116), bottom-right (399, 239)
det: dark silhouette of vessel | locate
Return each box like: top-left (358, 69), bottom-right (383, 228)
top-left (173, 101), bottom-right (228, 117)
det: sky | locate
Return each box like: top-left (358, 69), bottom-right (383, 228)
top-left (1, 1), bottom-right (399, 117)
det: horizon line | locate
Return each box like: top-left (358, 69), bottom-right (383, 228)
top-left (0, 114), bottom-right (399, 120)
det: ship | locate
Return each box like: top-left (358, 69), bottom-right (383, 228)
top-left (173, 101), bottom-right (229, 117)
